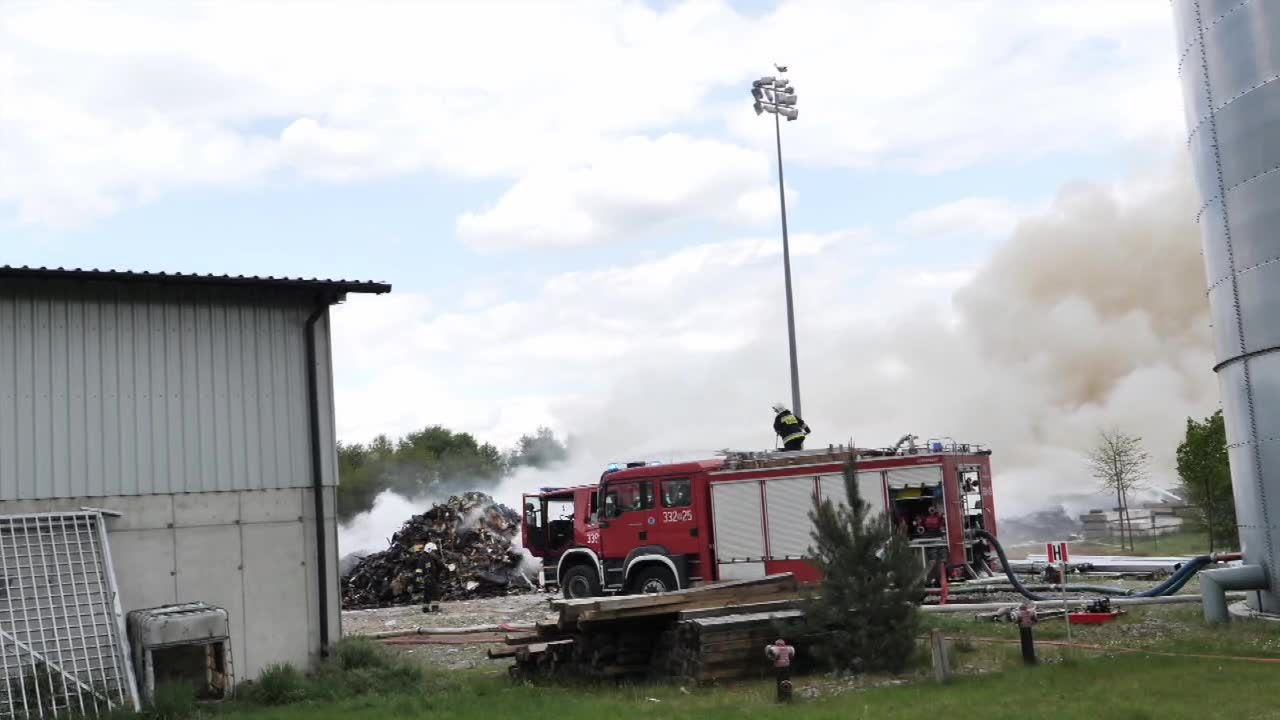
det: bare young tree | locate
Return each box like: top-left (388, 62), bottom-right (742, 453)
top-left (1088, 428), bottom-right (1151, 551)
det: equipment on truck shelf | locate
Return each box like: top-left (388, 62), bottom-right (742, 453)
top-left (522, 437), bottom-right (998, 598)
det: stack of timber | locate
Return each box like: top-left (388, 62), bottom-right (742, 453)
top-left (492, 574), bottom-right (803, 681)
top-left (655, 606), bottom-right (809, 682)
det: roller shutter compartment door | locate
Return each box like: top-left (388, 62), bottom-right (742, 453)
top-left (885, 465), bottom-right (942, 489)
top-left (710, 481), bottom-right (765, 561)
top-left (765, 476), bottom-right (816, 559)
top-left (819, 471), bottom-right (886, 516)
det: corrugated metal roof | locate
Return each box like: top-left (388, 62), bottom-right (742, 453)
top-left (0, 265), bottom-right (391, 296)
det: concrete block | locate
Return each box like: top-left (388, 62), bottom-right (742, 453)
top-left (299, 486), bottom-right (337, 522)
top-left (175, 525), bottom-right (246, 680)
top-left (80, 495), bottom-right (174, 531)
top-left (109, 528), bottom-right (177, 612)
top-left (242, 522), bottom-right (310, 678)
top-left (174, 492), bottom-right (240, 527)
top-left (0, 499), bottom-right (56, 515)
top-left (241, 488), bottom-right (304, 524)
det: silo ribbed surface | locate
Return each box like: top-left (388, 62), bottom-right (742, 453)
top-left (1175, 0), bottom-right (1280, 611)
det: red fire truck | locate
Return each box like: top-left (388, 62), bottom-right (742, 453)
top-left (521, 440), bottom-right (996, 598)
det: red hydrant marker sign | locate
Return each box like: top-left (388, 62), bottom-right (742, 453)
top-left (1046, 542), bottom-right (1069, 564)
top-left (1046, 541), bottom-right (1072, 653)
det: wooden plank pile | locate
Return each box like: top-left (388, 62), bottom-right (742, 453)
top-left (492, 574), bottom-right (804, 682)
top-left (654, 606), bottom-right (808, 682)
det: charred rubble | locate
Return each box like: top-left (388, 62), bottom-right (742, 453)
top-left (341, 492), bottom-right (533, 608)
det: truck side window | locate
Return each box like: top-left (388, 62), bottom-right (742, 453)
top-left (661, 478), bottom-right (691, 508)
top-left (604, 482), bottom-right (654, 517)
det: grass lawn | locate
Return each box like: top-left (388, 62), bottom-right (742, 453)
top-left (199, 605), bottom-right (1280, 720)
top-left (213, 654), bottom-right (1280, 720)
top-left (1070, 529), bottom-right (1233, 557)
top-left (925, 604), bottom-right (1280, 659)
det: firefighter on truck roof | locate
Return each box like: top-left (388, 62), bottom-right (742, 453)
top-left (772, 403), bottom-right (810, 451)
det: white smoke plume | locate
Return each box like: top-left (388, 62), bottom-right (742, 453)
top-left (339, 161), bottom-right (1218, 554)
top-left (558, 161), bottom-right (1217, 517)
top-left (338, 490), bottom-right (433, 555)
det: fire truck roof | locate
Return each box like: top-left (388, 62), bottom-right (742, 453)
top-left (601, 458), bottom-right (724, 482)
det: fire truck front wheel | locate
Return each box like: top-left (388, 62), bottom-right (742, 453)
top-left (561, 564), bottom-right (601, 599)
top-left (630, 565), bottom-right (677, 594)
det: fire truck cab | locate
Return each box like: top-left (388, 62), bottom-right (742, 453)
top-left (522, 440), bottom-right (996, 599)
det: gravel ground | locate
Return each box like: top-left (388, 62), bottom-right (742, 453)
top-left (339, 573), bottom-right (1197, 673)
top-left (342, 591), bottom-right (556, 635)
top-left (341, 592), bottom-right (557, 671)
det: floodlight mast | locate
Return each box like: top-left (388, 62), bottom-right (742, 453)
top-left (751, 67), bottom-right (802, 419)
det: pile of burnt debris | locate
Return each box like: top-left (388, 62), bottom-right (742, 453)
top-left (341, 492), bottom-right (534, 608)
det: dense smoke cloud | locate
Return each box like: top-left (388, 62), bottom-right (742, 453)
top-left (338, 162), bottom-right (1218, 556)
top-left (559, 163), bottom-right (1217, 516)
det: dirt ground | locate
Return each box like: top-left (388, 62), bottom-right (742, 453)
top-left (341, 592), bottom-right (555, 671)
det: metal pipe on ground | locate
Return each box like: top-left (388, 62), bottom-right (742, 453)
top-left (1202, 565), bottom-right (1268, 624)
top-left (364, 623), bottom-right (538, 640)
top-left (926, 583), bottom-right (1133, 596)
top-left (975, 529), bottom-right (1233, 601)
top-left (920, 593), bottom-right (1246, 614)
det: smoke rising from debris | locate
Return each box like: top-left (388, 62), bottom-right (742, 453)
top-left (339, 490), bottom-right (430, 555)
top-left (559, 161), bottom-right (1217, 516)
top-left (338, 161), bottom-right (1217, 555)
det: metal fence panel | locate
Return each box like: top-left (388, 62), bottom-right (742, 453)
top-left (0, 512), bottom-right (138, 718)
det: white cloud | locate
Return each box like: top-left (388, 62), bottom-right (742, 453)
top-left (732, 186), bottom-right (797, 227)
top-left (0, 1), bottom-right (1182, 226)
top-left (456, 134), bottom-right (769, 249)
top-left (723, 2), bottom-right (1181, 173)
top-left (330, 226), bottom-right (871, 445)
top-left (899, 197), bottom-right (1024, 240)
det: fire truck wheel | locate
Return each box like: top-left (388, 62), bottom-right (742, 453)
top-left (561, 564), bottom-right (601, 599)
top-left (630, 565), bottom-right (677, 594)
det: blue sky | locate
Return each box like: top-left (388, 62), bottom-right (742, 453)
top-left (4, 143), bottom-right (1156, 310)
top-left (0, 2), bottom-right (1206, 511)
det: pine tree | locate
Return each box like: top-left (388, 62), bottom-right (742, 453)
top-left (803, 456), bottom-right (923, 674)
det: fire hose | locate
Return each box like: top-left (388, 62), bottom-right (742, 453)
top-left (974, 529), bottom-right (1235, 601)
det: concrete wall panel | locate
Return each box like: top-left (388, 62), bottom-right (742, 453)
top-left (174, 492), bottom-right (240, 526)
top-left (109, 528), bottom-right (177, 612)
top-left (175, 525), bottom-right (247, 684)
top-left (1, 487), bottom-right (338, 681)
top-left (241, 489), bottom-right (304, 524)
top-left (242, 522), bottom-right (310, 677)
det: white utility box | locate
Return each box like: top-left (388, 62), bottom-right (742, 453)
top-left (127, 602), bottom-right (234, 703)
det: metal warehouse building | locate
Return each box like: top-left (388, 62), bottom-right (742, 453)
top-left (0, 266), bottom-right (390, 682)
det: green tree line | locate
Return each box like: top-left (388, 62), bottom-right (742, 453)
top-left (336, 425), bottom-right (568, 521)
top-left (1176, 410), bottom-right (1237, 550)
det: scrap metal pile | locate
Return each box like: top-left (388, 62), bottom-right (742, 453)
top-left (341, 492), bottom-right (532, 608)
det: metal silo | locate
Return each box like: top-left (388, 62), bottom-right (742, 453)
top-left (1174, 1), bottom-right (1280, 614)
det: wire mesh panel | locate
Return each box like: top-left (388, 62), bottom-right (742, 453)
top-left (0, 512), bottom-right (138, 718)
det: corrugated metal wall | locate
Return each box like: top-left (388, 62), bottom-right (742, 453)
top-left (0, 281), bottom-right (338, 499)
top-left (1175, 0), bottom-right (1280, 612)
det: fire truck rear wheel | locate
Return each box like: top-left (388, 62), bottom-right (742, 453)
top-left (561, 565), bottom-right (600, 599)
top-left (631, 565), bottom-right (677, 594)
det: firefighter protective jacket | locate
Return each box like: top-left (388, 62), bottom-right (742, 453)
top-left (773, 410), bottom-right (810, 444)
